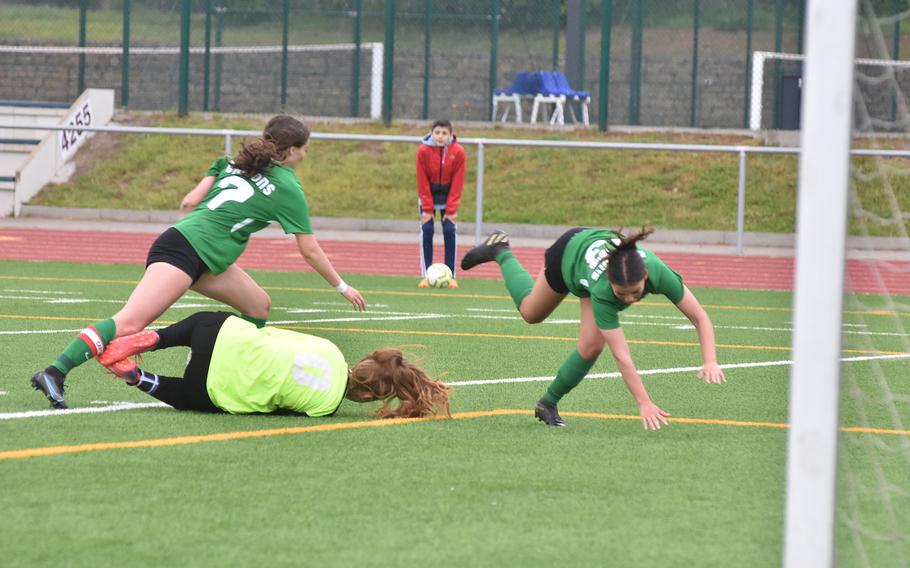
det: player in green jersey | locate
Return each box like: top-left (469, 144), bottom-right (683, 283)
top-left (94, 312), bottom-right (450, 419)
top-left (461, 227), bottom-right (725, 430)
top-left (30, 115), bottom-right (366, 410)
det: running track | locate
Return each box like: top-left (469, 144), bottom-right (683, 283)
top-left (1, 228), bottom-right (908, 294)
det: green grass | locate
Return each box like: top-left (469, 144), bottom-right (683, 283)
top-left (30, 114), bottom-right (910, 237)
top-left (0, 259), bottom-right (908, 566)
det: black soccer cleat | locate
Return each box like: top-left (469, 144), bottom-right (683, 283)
top-left (534, 399), bottom-right (566, 427)
top-left (460, 230), bottom-right (511, 271)
top-left (31, 369), bottom-right (68, 409)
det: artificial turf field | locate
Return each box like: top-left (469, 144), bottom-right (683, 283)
top-left (0, 259), bottom-right (907, 567)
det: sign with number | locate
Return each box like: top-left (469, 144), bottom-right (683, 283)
top-left (58, 102), bottom-right (93, 160)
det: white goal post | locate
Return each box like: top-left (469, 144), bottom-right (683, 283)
top-left (784, 1), bottom-right (858, 567)
top-left (748, 49), bottom-right (910, 130)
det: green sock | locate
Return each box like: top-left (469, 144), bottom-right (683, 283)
top-left (241, 314), bottom-right (267, 328)
top-left (52, 318), bottom-right (117, 375)
top-left (544, 350), bottom-right (598, 405)
top-left (496, 250), bottom-right (534, 309)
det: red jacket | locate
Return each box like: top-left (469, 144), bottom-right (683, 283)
top-left (416, 134), bottom-right (466, 216)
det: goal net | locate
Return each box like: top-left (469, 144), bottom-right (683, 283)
top-left (0, 42), bottom-right (384, 119)
top-left (750, 49), bottom-right (910, 131)
top-left (785, 1), bottom-right (910, 566)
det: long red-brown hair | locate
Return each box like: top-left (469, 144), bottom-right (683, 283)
top-left (348, 348), bottom-right (451, 419)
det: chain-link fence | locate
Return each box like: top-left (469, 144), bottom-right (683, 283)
top-left (2, 1), bottom-right (899, 130)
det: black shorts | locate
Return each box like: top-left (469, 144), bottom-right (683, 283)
top-left (146, 227), bottom-right (210, 283)
top-left (544, 227), bottom-right (587, 294)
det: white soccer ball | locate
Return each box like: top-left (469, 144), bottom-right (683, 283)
top-left (425, 263), bottom-right (453, 288)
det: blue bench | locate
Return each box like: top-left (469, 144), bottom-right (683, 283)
top-left (530, 71), bottom-right (591, 126)
top-left (491, 71), bottom-right (541, 123)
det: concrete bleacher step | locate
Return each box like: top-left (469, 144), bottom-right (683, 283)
top-left (0, 100), bottom-right (70, 141)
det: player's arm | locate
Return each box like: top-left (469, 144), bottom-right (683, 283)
top-left (179, 175), bottom-right (216, 217)
top-left (602, 326), bottom-right (670, 430)
top-left (674, 285), bottom-right (726, 384)
top-left (294, 233), bottom-right (366, 311)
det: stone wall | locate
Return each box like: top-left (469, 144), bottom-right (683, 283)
top-left (0, 47), bottom-right (901, 129)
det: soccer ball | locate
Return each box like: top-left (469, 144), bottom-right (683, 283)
top-left (425, 263), bottom-right (453, 288)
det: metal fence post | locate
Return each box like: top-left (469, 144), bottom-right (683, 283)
top-left (489, 0), bottom-right (500, 122)
top-left (121, 0), bottom-right (131, 107)
top-left (736, 150), bottom-right (746, 254)
top-left (214, 4), bottom-right (224, 112)
top-left (474, 141), bottom-right (485, 245)
top-left (552, 0), bottom-right (561, 70)
top-left (225, 133), bottom-right (233, 156)
top-left (281, 0), bottom-right (289, 109)
top-left (78, 0), bottom-right (87, 96)
top-left (598, 0), bottom-right (612, 131)
top-left (203, 0), bottom-right (211, 111)
top-left (690, 0), bottom-right (699, 127)
top-left (352, 0), bottom-right (363, 117)
top-left (772, 0), bottom-right (784, 129)
top-left (892, 0), bottom-right (901, 122)
top-left (629, 0), bottom-right (643, 125)
top-left (382, 0), bottom-right (395, 126)
top-left (743, 0), bottom-right (753, 129)
top-left (178, 0), bottom-right (191, 117)
top-left (423, 0), bottom-right (432, 120)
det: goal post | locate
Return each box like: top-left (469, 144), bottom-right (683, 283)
top-left (784, 1), bottom-right (858, 567)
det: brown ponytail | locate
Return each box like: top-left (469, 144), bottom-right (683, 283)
top-left (606, 226), bottom-right (655, 286)
top-left (348, 348), bottom-right (451, 419)
top-left (231, 115), bottom-right (311, 177)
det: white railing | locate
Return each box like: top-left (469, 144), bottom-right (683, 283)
top-left (4, 122), bottom-right (910, 253)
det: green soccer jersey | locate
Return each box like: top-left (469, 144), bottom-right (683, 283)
top-left (561, 229), bottom-right (685, 329)
top-left (173, 157), bottom-right (313, 275)
top-left (206, 316), bottom-right (348, 416)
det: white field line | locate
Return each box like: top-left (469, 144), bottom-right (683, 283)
top-left (0, 402), bottom-right (168, 420)
top-left (2, 289), bottom-right (83, 295)
top-left (446, 353), bottom-right (910, 387)
top-left (3, 354), bottom-right (908, 421)
top-left (0, 391), bottom-right (7, 396)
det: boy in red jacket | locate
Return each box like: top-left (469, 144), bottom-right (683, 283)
top-left (416, 119), bottom-right (466, 288)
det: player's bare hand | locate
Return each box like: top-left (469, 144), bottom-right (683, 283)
top-left (698, 363), bottom-right (726, 384)
top-left (444, 212), bottom-right (457, 223)
top-left (420, 212), bottom-right (433, 224)
top-left (342, 286), bottom-right (366, 312)
top-left (639, 401), bottom-right (670, 431)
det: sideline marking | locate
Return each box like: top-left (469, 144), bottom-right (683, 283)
top-left (1, 314), bottom-right (902, 356)
top-left (1, 274), bottom-right (908, 317)
top-left (447, 353), bottom-right (910, 386)
top-left (0, 402), bottom-right (167, 421)
top-left (2, 408), bottom-right (907, 462)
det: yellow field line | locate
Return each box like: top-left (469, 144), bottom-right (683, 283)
top-left (1, 274), bottom-right (907, 317)
top-left (0, 314), bottom-right (903, 355)
top-left (279, 325), bottom-right (906, 355)
top-left (2, 408), bottom-right (907, 462)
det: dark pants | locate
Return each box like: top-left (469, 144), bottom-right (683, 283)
top-left (421, 211), bottom-right (457, 276)
top-left (142, 311), bottom-right (231, 412)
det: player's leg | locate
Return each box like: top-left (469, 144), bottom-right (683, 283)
top-left (442, 216), bottom-right (457, 278)
top-left (191, 264), bottom-right (271, 328)
top-left (105, 312), bottom-right (229, 412)
top-left (30, 262), bottom-right (192, 409)
top-left (535, 298), bottom-right (602, 427)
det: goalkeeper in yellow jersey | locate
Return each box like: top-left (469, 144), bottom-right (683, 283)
top-left (96, 312), bottom-right (450, 419)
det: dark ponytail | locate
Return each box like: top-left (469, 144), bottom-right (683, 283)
top-left (231, 115), bottom-right (311, 177)
top-left (606, 227), bottom-right (655, 286)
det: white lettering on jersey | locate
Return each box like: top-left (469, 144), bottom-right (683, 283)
top-left (584, 239), bottom-right (610, 282)
top-left (292, 352), bottom-right (332, 391)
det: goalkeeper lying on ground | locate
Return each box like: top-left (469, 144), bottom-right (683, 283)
top-left (95, 311), bottom-right (450, 419)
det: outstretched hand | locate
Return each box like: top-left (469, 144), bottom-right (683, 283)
top-left (639, 401), bottom-right (670, 430)
top-left (698, 363), bottom-right (726, 384)
top-left (342, 286), bottom-right (366, 312)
